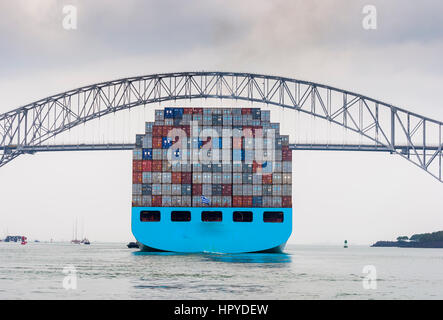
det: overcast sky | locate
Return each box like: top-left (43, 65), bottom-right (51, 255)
top-left (0, 0), bottom-right (442, 245)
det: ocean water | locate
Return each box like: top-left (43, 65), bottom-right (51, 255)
top-left (1, 242), bottom-right (443, 299)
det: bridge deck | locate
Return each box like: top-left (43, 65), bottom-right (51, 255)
top-left (2, 143), bottom-right (439, 155)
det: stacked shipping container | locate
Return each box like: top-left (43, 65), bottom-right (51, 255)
top-left (132, 107), bottom-right (292, 208)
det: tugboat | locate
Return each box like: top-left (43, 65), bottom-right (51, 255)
top-left (127, 241), bottom-right (139, 249)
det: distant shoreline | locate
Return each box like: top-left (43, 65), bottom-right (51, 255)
top-left (372, 231), bottom-right (443, 248)
top-left (371, 241), bottom-right (443, 248)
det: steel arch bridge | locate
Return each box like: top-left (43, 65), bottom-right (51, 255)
top-left (1, 71), bottom-right (442, 182)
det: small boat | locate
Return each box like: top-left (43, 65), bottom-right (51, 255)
top-left (71, 218), bottom-right (81, 244)
top-left (127, 242), bottom-right (139, 249)
top-left (81, 238), bottom-right (90, 245)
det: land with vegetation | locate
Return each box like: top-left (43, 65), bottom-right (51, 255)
top-left (372, 231), bottom-right (443, 248)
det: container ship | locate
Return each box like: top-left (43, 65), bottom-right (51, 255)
top-left (131, 107), bottom-right (292, 253)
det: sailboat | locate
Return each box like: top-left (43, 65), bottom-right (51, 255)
top-left (71, 218), bottom-right (81, 244)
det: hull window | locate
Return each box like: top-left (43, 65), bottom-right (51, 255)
top-left (171, 211), bottom-right (191, 222)
top-left (233, 211), bottom-right (253, 222)
top-left (263, 211), bottom-right (284, 223)
top-left (202, 211), bottom-right (222, 222)
top-left (140, 211), bottom-right (161, 222)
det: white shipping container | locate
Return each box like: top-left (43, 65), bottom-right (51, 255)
top-left (142, 195), bottom-right (151, 207)
top-left (282, 161), bottom-right (292, 173)
top-left (152, 184), bottom-right (162, 195)
top-left (233, 185), bottom-right (242, 196)
top-left (182, 196), bottom-right (192, 206)
top-left (133, 149), bottom-right (142, 160)
top-left (242, 185), bottom-right (253, 196)
top-left (132, 184), bottom-right (142, 195)
top-left (192, 172), bottom-right (202, 184)
top-left (283, 173), bottom-right (292, 184)
top-left (212, 173), bottom-right (222, 184)
top-left (162, 172), bottom-right (172, 184)
top-left (202, 172), bottom-right (212, 183)
top-left (161, 184), bottom-right (172, 195)
top-left (272, 184), bottom-right (282, 196)
top-left (172, 184), bottom-right (182, 195)
top-left (282, 185), bottom-right (292, 196)
top-left (202, 184), bottom-right (212, 196)
top-left (272, 173), bottom-right (282, 184)
top-left (152, 172), bottom-right (162, 184)
top-left (142, 172), bottom-right (152, 184)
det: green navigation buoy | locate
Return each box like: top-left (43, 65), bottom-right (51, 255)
top-left (344, 240), bottom-right (348, 248)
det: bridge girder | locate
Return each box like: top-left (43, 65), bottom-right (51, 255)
top-left (0, 71), bottom-right (442, 182)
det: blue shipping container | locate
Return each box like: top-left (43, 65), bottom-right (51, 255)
top-left (142, 148), bottom-right (153, 160)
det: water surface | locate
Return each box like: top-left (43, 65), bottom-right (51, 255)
top-left (1, 242), bottom-right (442, 299)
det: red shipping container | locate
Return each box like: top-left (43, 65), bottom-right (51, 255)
top-left (282, 151), bottom-right (292, 161)
top-left (152, 137), bottom-right (162, 149)
top-left (142, 160), bottom-right (152, 172)
top-left (222, 184), bottom-right (232, 196)
top-left (152, 160), bottom-right (162, 172)
top-left (132, 172), bottom-right (142, 184)
top-left (172, 172), bottom-right (182, 184)
top-left (181, 172), bottom-right (192, 184)
top-left (242, 196), bottom-right (252, 207)
top-left (192, 184), bottom-right (202, 195)
top-left (233, 196), bottom-right (242, 207)
top-left (162, 125), bottom-right (173, 137)
top-left (152, 195), bottom-right (162, 206)
top-left (133, 160), bottom-right (143, 172)
top-left (241, 108), bottom-right (251, 115)
top-left (193, 107), bottom-right (203, 114)
top-left (262, 174), bottom-right (273, 184)
top-left (282, 196), bottom-right (292, 208)
top-left (183, 108), bottom-right (193, 114)
top-left (152, 126), bottom-right (163, 137)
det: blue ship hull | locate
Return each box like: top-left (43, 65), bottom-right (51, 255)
top-left (131, 207), bottom-right (292, 254)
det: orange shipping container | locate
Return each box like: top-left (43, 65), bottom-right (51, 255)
top-left (152, 137), bottom-right (162, 149)
top-left (262, 174), bottom-right (273, 184)
top-left (171, 172), bottom-right (182, 184)
top-left (233, 196), bottom-right (242, 207)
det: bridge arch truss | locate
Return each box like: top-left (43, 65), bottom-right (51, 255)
top-left (0, 72), bottom-right (442, 182)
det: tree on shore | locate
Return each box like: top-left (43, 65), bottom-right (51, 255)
top-left (409, 231), bottom-right (443, 242)
top-left (397, 236), bottom-right (409, 242)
